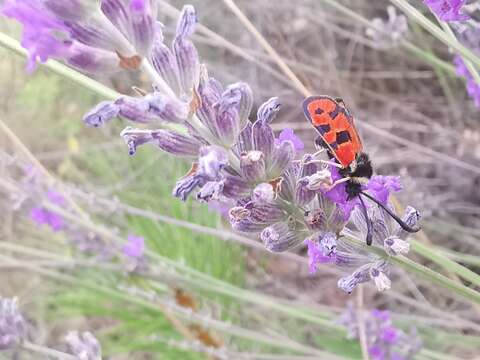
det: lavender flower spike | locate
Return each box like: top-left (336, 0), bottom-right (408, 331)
top-left (0, 297), bottom-right (26, 350)
top-left (65, 331), bottom-right (102, 360)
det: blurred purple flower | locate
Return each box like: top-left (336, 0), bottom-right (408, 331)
top-left (122, 235), bottom-right (145, 258)
top-left (275, 128), bottom-right (304, 153)
top-left (0, 297), bottom-right (26, 350)
top-left (305, 232), bottom-right (337, 273)
top-left (3, 0), bottom-right (70, 71)
top-left (338, 304), bottom-right (422, 360)
top-left (46, 190), bottom-right (66, 206)
top-left (424, 0), bottom-right (470, 22)
top-left (30, 207), bottom-right (64, 231)
top-left (454, 56), bottom-right (480, 108)
top-left (30, 190), bottom-right (66, 231)
top-left (65, 331), bottom-right (102, 360)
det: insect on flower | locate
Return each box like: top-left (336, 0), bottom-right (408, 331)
top-left (302, 96), bottom-right (420, 245)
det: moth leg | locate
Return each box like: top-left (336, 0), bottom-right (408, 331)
top-left (322, 177), bottom-right (351, 192)
top-left (303, 159), bottom-right (343, 169)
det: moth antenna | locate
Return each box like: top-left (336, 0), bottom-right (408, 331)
top-left (360, 191), bottom-right (420, 233)
top-left (358, 195), bottom-right (373, 246)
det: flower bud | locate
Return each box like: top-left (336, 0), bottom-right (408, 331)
top-left (268, 140), bottom-right (294, 178)
top-left (120, 127), bottom-right (202, 156)
top-left (384, 236), bottom-right (410, 256)
top-left (83, 101), bottom-right (119, 127)
top-left (240, 151), bottom-right (266, 182)
top-left (197, 146), bottom-right (228, 180)
top-left (197, 181), bottom-right (224, 202)
top-left (114, 93), bottom-right (188, 123)
top-left (128, 0), bottom-right (157, 56)
top-left (257, 97), bottom-right (281, 124)
top-left (222, 174), bottom-right (250, 200)
top-left (173, 5), bottom-right (199, 94)
top-left (196, 75), bottom-right (222, 133)
top-left (337, 264), bottom-right (371, 294)
top-left (370, 264), bottom-right (391, 292)
top-left (304, 169), bottom-right (333, 191)
top-left (151, 37), bottom-right (181, 94)
top-left (295, 178), bottom-right (315, 207)
top-left (224, 82), bottom-right (253, 130)
top-left (229, 206), bottom-right (264, 233)
top-left (252, 183), bottom-right (275, 204)
top-left (66, 41), bottom-right (122, 74)
top-left (172, 174), bottom-right (204, 201)
top-left (213, 88), bottom-right (241, 146)
top-left (305, 232), bottom-right (337, 273)
top-left (261, 222), bottom-right (302, 252)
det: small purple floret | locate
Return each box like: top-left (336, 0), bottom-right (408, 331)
top-left (455, 56), bottom-right (480, 108)
top-left (122, 235), bottom-right (145, 258)
top-left (275, 128), bottom-right (304, 153)
top-left (3, 0), bottom-right (71, 71)
top-left (423, 0), bottom-right (470, 22)
top-left (30, 207), bottom-right (64, 231)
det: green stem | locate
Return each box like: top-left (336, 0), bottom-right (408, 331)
top-left (390, 0), bottom-right (480, 69)
top-left (0, 32), bottom-right (120, 100)
top-left (21, 341), bottom-right (76, 360)
top-left (320, 0), bottom-right (456, 75)
top-left (411, 240), bottom-right (480, 288)
top-left (342, 237), bottom-right (480, 305)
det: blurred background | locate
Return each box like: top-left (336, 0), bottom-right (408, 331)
top-left (1, 0), bottom-right (480, 359)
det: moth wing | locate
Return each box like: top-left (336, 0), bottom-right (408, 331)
top-left (302, 95), bottom-right (344, 165)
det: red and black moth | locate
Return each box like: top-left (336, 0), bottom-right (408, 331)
top-left (302, 95), bottom-right (420, 245)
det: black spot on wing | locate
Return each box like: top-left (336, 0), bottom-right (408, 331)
top-left (328, 105), bottom-right (341, 120)
top-left (315, 107), bottom-right (324, 115)
top-left (336, 130), bottom-right (352, 145)
top-left (316, 124), bottom-right (331, 134)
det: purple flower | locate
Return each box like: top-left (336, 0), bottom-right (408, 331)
top-left (65, 331), bottom-right (102, 360)
top-left (322, 167), bottom-right (402, 221)
top-left (3, 0), bottom-right (71, 71)
top-left (0, 297), bottom-right (26, 350)
top-left (338, 304), bottom-right (422, 360)
top-left (275, 128), bottom-right (304, 153)
top-left (454, 56), bottom-right (480, 108)
top-left (305, 232), bottom-right (337, 273)
top-left (3, 0), bottom-right (159, 72)
top-left (261, 221), bottom-right (303, 252)
top-left (30, 207), bottom-right (64, 231)
top-left (369, 345), bottom-right (385, 360)
top-left (46, 190), bottom-right (66, 206)
top-left (381, 326), bottom-right (399, 344)
top-left (364, 176), bottom-right (402, 206)
top-left (29, 190), bottom-right (66, 231)
top-left (424, 0), bottom-right (470, 22)
top-left (122, 235), bottom-right (145, 259)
